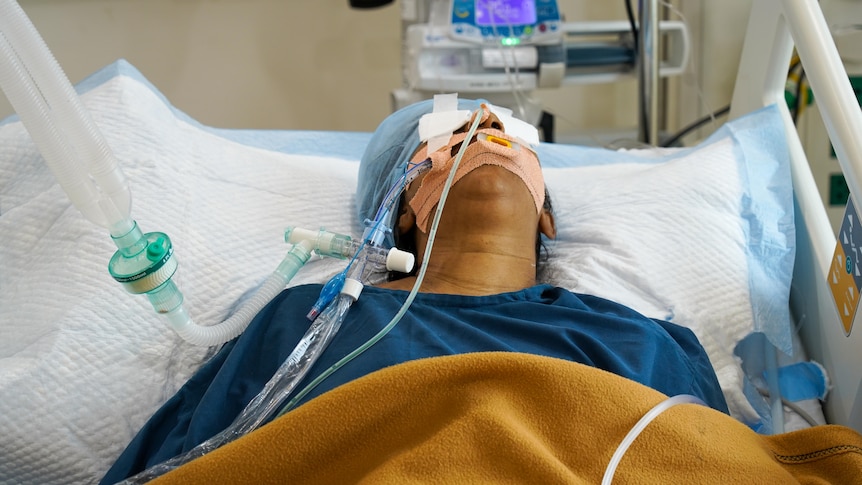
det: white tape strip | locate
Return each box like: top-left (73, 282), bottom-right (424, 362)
top-left (418, 93), bottom-right (471, 153)
top-left (434, 92), bottom-right (458, 113)
top-left (488, 103), bottom-right (540, 146)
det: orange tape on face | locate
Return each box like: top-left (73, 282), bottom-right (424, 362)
top-left (408, 126), bottom-right (545, 233)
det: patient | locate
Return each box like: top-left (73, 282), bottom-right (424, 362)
top-left (102, 98), bottom-right (730, 483)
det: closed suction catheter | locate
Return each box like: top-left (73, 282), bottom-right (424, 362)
top-left (122, 225), bottom-right (418, 484)
top-left (122, 225), bottom-right (415, 484)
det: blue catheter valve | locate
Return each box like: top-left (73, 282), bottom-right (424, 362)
top-left (306, 272), bottom-right (345, 321)
top-left (362, 209), bottom-right (391, 248)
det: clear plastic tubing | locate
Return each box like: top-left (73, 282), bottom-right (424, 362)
top-left (164, 239), bottom-right (314, 346)
top-left (285, 226), bottom-right (414, 273)
top-left (373, 159), bottom-right (430, 222)
top-left (0, 0), bottom-right (133, 238)
top-left (120, 285), bottom-right (360, 484)
top-left (601, 394), bottom-right (706, 485)
top-left (0, 0), bottom-right (314, 348)
top-left (129, 105), bottom-right (481, 480)
top-left (277, 104), bottom-right (486, 416)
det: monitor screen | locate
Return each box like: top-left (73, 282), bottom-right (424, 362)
top-left (474, 0), bottom-right (537, 27)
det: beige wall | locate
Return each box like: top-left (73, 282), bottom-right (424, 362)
top-left (672, 0), bottom-right (753, 143)
top-left (2, 0), bottom-right (752, 144)
top-left (4, 0), bottom-right (404, 132)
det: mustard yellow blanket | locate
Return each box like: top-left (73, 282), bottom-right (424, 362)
top-left (153, 352), bottom-right (862, 484)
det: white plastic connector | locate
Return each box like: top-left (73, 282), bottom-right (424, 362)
top-left (285, 227), bottom-right (341, 254)
top-left (285, 227), bottom-right (317, 244)
top-left (341, 277), bottom-right (364, 301)
top-left (386, 248), bottom-right (415, 273)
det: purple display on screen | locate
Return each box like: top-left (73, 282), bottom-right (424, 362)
top-left (474, 0), bottom-right (537, 26)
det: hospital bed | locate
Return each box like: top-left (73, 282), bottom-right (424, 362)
top-left (0, 0), bottom-right (860, 483)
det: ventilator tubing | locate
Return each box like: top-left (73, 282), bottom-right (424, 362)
top-left (0, 0), bottom-right (321, 349)
top-left (0, 0), bottom-right (133, 238)
top-left (163, 240), bottom-right (314, 347)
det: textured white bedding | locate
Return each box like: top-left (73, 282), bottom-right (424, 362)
top-left (0, 60), bottom-right (801, 484)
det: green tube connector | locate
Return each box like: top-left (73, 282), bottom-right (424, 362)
top-left (111, 220), bottom-right (147, 258)
top-left (276, 240), bottom-right (314, 281)
top-left (146, 279), bottom-right (184, 314)
top-left (284, 226), bottom-right (352, 259)
top-left (108, 225), bottom-right (177, 296)
top-left (106, 223), bottom-right (316, 346)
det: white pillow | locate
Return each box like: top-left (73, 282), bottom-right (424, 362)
top-left (542, 132), bottom-right (794, 426)
top-left (0, 60), bottom-right (794, 484)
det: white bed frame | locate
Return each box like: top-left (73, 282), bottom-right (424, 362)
top-left (731, 0), bottom-right (862, 431)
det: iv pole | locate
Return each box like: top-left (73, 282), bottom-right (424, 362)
top-left (638, 0), bottom-right (661, 145)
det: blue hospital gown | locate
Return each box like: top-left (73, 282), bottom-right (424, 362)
top-left (102, 283), bottom-right (728, 483)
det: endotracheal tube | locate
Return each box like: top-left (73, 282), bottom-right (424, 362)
top-left (276, 103), bottom-right (485, 416)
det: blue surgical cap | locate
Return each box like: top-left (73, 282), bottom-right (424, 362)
top-left (356, 97), bottom-right (485, 247)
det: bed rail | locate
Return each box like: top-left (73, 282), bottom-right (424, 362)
top-left (730, 0), bottom-right (862, 431)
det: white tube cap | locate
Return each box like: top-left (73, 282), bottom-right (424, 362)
top-left (341, 277), bottom-right (364, 301)
top-left (386, 248), bottom-right (415, 273)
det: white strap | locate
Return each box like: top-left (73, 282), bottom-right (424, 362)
top-left (488, 103), bottom-right (540, 146)
top-left (417, 95), bottom-right (541, 153)
top-left (418, 93), bottom-right (471, 153)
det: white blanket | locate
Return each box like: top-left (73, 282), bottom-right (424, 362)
top-left (0, 60), bottom-right (799, 484)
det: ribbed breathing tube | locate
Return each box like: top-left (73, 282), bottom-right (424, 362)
top-left (0, 0), bottom-right (132, 236)
top-left (162, 240), bottom-right (315, 346)
top-left (0, 0), bottom-right (313, 348)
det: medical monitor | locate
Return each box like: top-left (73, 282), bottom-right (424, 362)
top-left (449, 0), bottom-right (562, 45)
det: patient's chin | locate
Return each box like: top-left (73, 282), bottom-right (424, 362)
top-left (424, 167), bottom-right (537, 233)
top-left (442, 199), bottom-right (534, 233)
top-left (452, 169), bottom-right (534, 209)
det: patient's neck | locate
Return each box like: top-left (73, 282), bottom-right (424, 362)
top-left (378, 229), bottom-right (538, 296)
top-left (380, 167), bottom-right (546, 296)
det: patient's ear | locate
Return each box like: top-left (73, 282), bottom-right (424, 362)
top-left (538, 209), bottom-right (556, 240)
